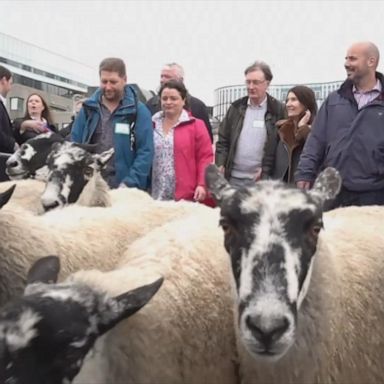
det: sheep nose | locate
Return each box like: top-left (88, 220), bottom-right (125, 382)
top-left (42, 200), bottom-right (60, 212)
top-left (246, 314), bottom-right (289, 348)
top-left (6, 159), bottom-right (19, 168)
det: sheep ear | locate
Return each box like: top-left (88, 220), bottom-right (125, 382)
top-left (310, 167), bottom-right (342, 202)
top-left (0, 184), bottom-right (16, 208)
top-left (93, 148), bottom-right (115, 170)
top-left (26, 256), bottom-right (61, 285)
top-left (205, 164), bottom-right (235, 204)
top-left (98, 277), bottom-right (164, 334)
top-left (74, 143), bottom-right (98, 153)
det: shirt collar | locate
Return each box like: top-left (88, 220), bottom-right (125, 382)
top-left (353, 79), bottom-right (382, 94)
top-left (0, 94), bottom-right (6, 105)
top-left (247, 96), bottom-right (267, 108)
top-left (152, 109), bottom-right (191, 126)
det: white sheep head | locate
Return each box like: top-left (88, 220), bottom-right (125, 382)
top-left (205, 165), bottom-right (341, 360)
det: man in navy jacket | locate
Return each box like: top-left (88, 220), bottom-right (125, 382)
top-left (295, 41), bottom-right (384, 208)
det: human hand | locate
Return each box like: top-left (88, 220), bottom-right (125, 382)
top-left (25, 120), bottom-right (49, 133)
top-left (298, 110), bottom-right (311, 127)
top-left (296, 181), bottom-right (311, 190)
top-left (218, 165), bottom-right (225, 174)
top-left (194, 185), bottom-right (207, 202)
top-left (254, 167), bottom-right (262, 181)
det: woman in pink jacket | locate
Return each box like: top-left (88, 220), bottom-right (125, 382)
top-left (151, 80), bottom-right (213, 205)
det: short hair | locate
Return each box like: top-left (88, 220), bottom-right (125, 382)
top-left (244, 61), bottom-right (273, 82)
top-left (286, 85), bottom-right (318, 124)
top-left (163, 63), bottom-right (184, 80)
top-left (159, 79), bottom-right (189, 110)
top-left (0, 65), bottom-right (12, 81)
top-left (99, 58), bottom-right (126, 77)
top-left (159, 79), bottom-right (188, 100)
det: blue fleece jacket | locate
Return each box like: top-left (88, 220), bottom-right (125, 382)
top-left (71, 85), bottom-right (153, 190)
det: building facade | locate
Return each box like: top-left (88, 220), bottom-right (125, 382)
top-left (213, 80), bottom-right (343, 121)
top-left (0, 32), bottom-right (94, 128)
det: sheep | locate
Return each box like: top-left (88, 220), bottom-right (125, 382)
top-left (0, 255), bottom-right (163, 384)
top-left (205, 164), bottom-right (384, 383)
top-left (32, 206), bottom-right (236, 384)
top-left (0, 179), bottom-right (46, 214)
top-left (6, 131), bottom-right (65, 180)
top-left (0, 184), bottom-right (211, 306)
top-left (41, 141), bottom-right (114, 211)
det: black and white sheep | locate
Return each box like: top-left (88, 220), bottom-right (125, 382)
top-left (0, 256), bottom-right (163, 384)
top-left (35, 208), bottom-right (238, 384)
top-left (206, 165), bottom-right (384, 384)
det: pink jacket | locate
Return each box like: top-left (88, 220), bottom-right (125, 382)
top-left (173, 116), bottom-right (213, 204)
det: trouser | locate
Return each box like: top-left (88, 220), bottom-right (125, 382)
top-left (325, 186), bottom-right (384, 211)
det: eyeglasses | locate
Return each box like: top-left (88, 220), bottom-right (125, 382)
top-left (245, 79), bottom-right (267, 86)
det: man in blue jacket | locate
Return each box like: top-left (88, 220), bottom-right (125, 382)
top-left (295, 41), bottom-right (384, 208)
top-left (72, 57), bottom-right (153, 190)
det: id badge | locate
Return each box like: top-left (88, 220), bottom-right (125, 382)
top-left (253, 120), bottom-right (264, 129)
top-left (115, 123), bottom-right (130, 135)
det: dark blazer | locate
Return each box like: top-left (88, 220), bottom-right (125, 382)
top-left (0, 100), bottom-right (16, 153)
top-left (146, 93), bottom-right (213, 142)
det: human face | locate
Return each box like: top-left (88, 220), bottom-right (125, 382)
top-left (245, 69), bottom-right (270, 105)
top-left (100, 70), bottom-right (126, 102)
top-left (27, 94), bottom-right (45, 118)
top-left (160, 67), bottom-right (181, 86)
top-left (344, 43), bottom-right (374, 85)
top-left (0, 76), bottom-right (12, 97)
top-left (286, 92), bottom-right (306, 120)
top-left (160, 87), bottom-right (185, 118)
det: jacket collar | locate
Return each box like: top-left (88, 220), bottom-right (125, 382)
top-left (233, 94), bottom-right (280, 116)
top-left (338, 71), bottom-right (384, 102)
top-left (152, 109), bottom-right (194, 127)
top-left (84, 85), bottom-right (137, 110)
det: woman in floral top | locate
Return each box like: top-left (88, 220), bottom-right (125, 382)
top-left (151, 80), bottom-right (213, 205)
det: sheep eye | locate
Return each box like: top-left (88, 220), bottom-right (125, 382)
top-left (219, 219), bottom-right (232, 236)
top-left (311, 225), bottom-right (322, 236)
top-left (84, 167), bottom-right (93, 177)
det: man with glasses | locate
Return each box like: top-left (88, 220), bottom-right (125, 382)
top-left (215, 61), bottom-right (285, 187)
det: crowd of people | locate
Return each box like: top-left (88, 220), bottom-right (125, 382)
top-left (1, 40), bottom-right (384, 209)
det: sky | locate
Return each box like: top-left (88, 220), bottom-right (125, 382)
top-left (1, 0), bottom-right (384, 105)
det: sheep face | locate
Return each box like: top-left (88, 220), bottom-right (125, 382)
top-left (6, 132), bottom-right (64, 180)
top-left (205, 166), bottom-right (341, 361)
top-left (0, 256), bottom-right (163, 384)
top-left (41, 142), bottom-right (113, 211)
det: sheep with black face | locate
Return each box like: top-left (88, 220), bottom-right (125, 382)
top-left (206, 165), bottom-right (384, 383)
top-left (0, 256), bottom-right (163, 384)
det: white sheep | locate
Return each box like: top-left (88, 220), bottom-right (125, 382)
top-left (205, 165), bottom-right (384, 384)
top-left (0, 179), bottom-right (46, 214)
top-left (0, 184), bottom-right (210, 306)
top-left (66, 208), bottom-right (238, 384)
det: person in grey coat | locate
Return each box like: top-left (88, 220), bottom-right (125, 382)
top-left (295, 41), bottom-right (384, 208)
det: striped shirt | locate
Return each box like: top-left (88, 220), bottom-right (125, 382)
top-left (353, 79), bottom-right (382, 109)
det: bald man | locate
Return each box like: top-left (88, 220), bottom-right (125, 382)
top-left (296, 41), bottom-right (384, 208)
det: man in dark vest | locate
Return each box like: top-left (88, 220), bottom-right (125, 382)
top-left (146, 62), bottom-right (213, 142)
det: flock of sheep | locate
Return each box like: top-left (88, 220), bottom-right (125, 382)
top-left (1, 133), bottom-right (384, 384)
